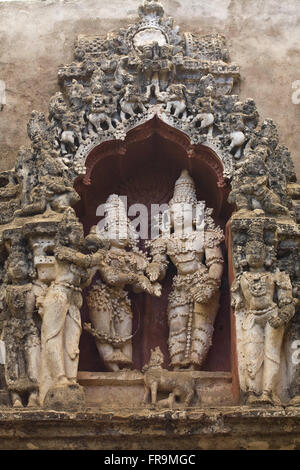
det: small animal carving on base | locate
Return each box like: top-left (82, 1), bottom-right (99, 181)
top-left (142, 347), bottom-right (198, 409)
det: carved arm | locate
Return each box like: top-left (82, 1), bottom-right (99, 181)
top-left (55, 245), bottom-right (102, 269)
top-left (273, 271), bottom-right (296, 326)
top-left (146, 238), bottom-right (168, 282)
top-left (205, 245), bottom-right (224, 286)
top-left (99, 264), bottom-right (137, 287)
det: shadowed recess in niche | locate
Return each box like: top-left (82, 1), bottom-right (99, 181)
top-left (75, 120), bottom-right (233, 373)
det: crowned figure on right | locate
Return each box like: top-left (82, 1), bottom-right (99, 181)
top-left (147, 169), bottom-right (224, 370)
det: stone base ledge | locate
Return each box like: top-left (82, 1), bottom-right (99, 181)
top-left (0, 406), bottom-right (298, 450)
top-left (77, 371), bottom-right (235, 407)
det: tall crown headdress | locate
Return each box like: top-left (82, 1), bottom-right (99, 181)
top-left (97, 194), bottom-right (139, 244)
top-left (170, 169), bottom-right (198, 206)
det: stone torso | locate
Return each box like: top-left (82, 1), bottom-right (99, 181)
top-left (166, 231), bottom-right (206, 275)
top-left (240, 271), bottom-right (276, 313)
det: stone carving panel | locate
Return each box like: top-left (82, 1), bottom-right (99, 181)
top-left (0, 0), bottom-right (298, 411)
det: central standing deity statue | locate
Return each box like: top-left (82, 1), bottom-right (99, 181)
top-left (147, 170), bottom-right (224, 370)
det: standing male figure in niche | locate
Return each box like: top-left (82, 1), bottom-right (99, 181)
top-left (147, 169), bottom-right (224, 370)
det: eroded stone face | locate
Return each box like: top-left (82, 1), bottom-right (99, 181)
top-left (0, 0), bottom-right (298, 415)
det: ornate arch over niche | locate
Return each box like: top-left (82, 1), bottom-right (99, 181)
top-left (74, 116), bottom-right (230, 219)
top-left (0, 0), bottom-right (298, 414)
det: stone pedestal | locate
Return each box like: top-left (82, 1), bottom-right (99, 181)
top-left (77, 370), bottom-right (235, 409)
top-left (0, 407), bottom-right (298, 450)
top-left (43, 383), bottom-right (86, 411)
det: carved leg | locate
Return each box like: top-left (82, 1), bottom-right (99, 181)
top-left (143, 386), bottom-right (150, 405)
top-left (174, 104), bottom-right (186, 118)
top-left (158, 73), bottom-right (168, 92)
top-left (261, 323), bottom-right (285, 405)
top-left (41, 288), bottom-right (69, 385)
top-left (244, 323), bottom-right (264, 401)
top-left (26, 342), bottom-right (40, 384)
top-left (88, 290), bottom-right (118, 371)
top-left (184, 389), bottom-right (195, 407)
top-left (42, 291), bottom-right (86, 411)
top-left (168, 393), bottom-right (176, 408)
top-left (25, 341), bottom-right (41, 408)
top-left (190, 297), bottom-right (219, 367)
top-left (4, 329), bottom-right (24, 408)
top-left (229, 131), bottom-right (246, 153)
top-left (165, 103), bottom-right (172, 114)
top-left (200, 113), bottom-right (214, 131)
top-left (64, 305), bottom-right (82, 383)
top-left (27, 391), bottom-right (39, 408)
top-left (117, 308), bottom-right (133, 369)
top-left (151, 382), bottom-right (158, 405)
top-left (168, 305), bottom-right (189, 369)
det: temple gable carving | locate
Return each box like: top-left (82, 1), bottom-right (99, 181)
top-left (0, 0), bottom-right (298, 413)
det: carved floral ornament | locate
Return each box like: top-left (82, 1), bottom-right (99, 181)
top-left (0, 0), bottom-right (298, 411)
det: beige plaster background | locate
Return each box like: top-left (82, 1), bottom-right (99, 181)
top-left (0, 0), bottom-right (299, 176)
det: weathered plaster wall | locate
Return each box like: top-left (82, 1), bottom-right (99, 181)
top-left (0, 0), bottom-right (299, 176)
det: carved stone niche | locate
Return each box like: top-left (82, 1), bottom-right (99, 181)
top-left (74, 118), bottom-right (235, 409)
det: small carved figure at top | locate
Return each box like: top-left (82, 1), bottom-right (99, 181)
top-left (138, 0), bottom-right (165, 19)
top-left (161, 83), bottom-right (187, 118)
top-left (120, 84), bottom-right (147, 121)
top-left (14, 145), bottom-right (80, 218)
top-left (229, 147), bottom-right (290, 217)
top-left (139, 43), bottom-right (176, 100)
